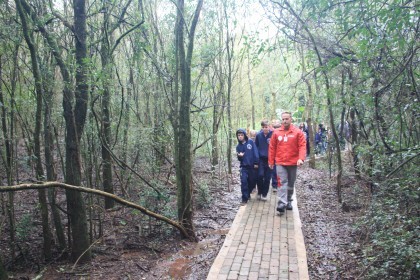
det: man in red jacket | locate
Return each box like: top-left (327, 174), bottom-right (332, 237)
top-left (268, 112), bottom-right (306, 213)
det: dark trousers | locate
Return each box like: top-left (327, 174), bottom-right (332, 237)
top-left (257, 159), bottom-right (271, 196)
top-left (272, 165), bottom-right (278, 188)
top-left (240, 167), bottom-right (256, 202)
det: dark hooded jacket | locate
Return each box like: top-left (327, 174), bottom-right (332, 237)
top-left (255, 129), bottom-right (273, 159)
top-left (236, 129), bottom-right (259, 168)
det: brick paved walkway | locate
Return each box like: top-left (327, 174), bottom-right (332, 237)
top-left (207, 191), bottom-right (309, 280)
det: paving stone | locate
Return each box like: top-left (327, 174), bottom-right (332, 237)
top-left (206, 193), bottom-right (308, 280)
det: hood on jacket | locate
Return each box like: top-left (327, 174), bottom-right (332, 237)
top-left (236, 128), bottom-right (248, 142)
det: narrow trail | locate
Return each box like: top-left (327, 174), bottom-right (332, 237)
top-left (207, 177), bottom-right (309, 279)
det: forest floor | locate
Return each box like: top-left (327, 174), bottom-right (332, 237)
top-left (2, 152), bottom-right (369, 279)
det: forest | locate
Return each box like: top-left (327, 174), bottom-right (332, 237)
top-left (0, 0), bottom-right (418, 279)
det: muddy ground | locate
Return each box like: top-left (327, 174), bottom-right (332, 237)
top-left (1, 154), bottom-right (367, 279)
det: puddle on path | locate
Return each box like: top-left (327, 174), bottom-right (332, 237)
top-left (168, 257), bottom-right (192, 279)
top-left (168, 234), bottom-right (228, 279)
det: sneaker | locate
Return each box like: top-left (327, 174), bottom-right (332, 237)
top-left (240, 200), bottom-right (247, 206)
top-left (276, 203), bottom-right (285, 213)
top-left (272, 188), bottom-right (277, 192)
top-left (286, 201), bottom-right (293, 210)
top-left (257, 194), bottom-right (262, 200)
top-left (261, 195), bottom-right (267, 201)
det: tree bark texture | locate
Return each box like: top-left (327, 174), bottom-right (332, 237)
top-left (63, 0), bottom-right (90, 262)
top-left (174, 0), bottom-right (203, 240)
top-left (15, 0), bottom-right (52, 259)
top-left (100, 13), bottom-right (114, 209)
top-left (0, 256), bottom-right (7, 280)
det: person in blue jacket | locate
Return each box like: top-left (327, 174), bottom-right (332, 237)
top-left (236, 129), bottom-right (259, 205)
top-left (255, 120), bottom-right (273, 201)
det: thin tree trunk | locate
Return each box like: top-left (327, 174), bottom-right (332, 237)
top-left (44, 84), bottom-right (66, 249)
top-left (300, 44), bottom-right (315, 168)
top-left (225, 11), bottom-right (233, 175)
top-left (1, 48), bottom-right (17, 266)
top-left (0, 256), bottom-right (7, 280)
top-left (247, 54), bottom-right (255, 129)
top-left (15, 0), bottom-right (52, 259)
top-left (271, 91), bottom-right (277, 120)
top-left (100, 22), bottom-right (114, 209)
top-left (212, 99), bottom-right (219, 171)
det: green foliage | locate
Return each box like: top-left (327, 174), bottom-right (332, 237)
top-left (196, 182), bottom-right (212, 209)
top-left (16, 213), bottom-right (33, 241)
top-left (356, 172), bottom-right (419, 279)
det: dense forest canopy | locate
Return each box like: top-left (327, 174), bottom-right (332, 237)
top-left (0, 0), bottom-right (418, 278)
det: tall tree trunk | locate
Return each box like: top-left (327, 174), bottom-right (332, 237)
top-left (19, 0), bottom-right (90, 262)
top-left (174, 0), bottom-right (203, 239)
top-left (247, 54), bottom-right (255, 129)
top-left (15, 0), bottom-right (52, 259)
top-left (211, 98), bottom-right (219, 171)
top-left (100, 16), bottom-right (114, 209)
top-left (64, 0), bottom-right (91, 262)
top-left (225, 7), bottom-right (234, 175)
top-left (299, 44), bottom-right (315, 168)
top-left (349, 107), bottom-right (359, 175)
top-left (271, 91), bottom-right (277, 120)
top-left (43, 56), bottom-right (66, 250)
top-left (0, 256), bottom-right (7, 280)
top-left (0, 48), bottom-right (17, 266)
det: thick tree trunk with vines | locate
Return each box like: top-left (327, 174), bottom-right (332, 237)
top-left (64, 0), bottom-right (91, 262)
top-left (174, 0), bottom-right (203, 240)
top-left (20, 0), bottom-right (91, 262)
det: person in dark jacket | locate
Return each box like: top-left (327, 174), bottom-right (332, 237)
top-left (315, 124), bottom-right (326, 155)
top-left (255, 120), bottom-right (273, 201)
top-left (236, 129), bottom-right (259, 205)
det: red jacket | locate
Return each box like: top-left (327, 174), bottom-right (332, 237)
top-left (268, 124), bottom-right (306, 166)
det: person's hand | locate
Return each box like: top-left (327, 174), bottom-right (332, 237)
top-left (269, 164), bottom-right (274, 169)
top-left (238, 152), bottom-right (244, 157)
top-left (297, 159), bottom-right (304, 166)
top-left (254, 164), bottom-right (258, 169)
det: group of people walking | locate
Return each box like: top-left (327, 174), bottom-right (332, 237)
top-left (236, 112), bottom-right (307, 214)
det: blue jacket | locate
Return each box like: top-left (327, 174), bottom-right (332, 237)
top-left (236, 129), bottom-right (259, 168)
top-left (255, 130), bottom-right (272, 159)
